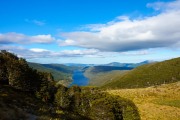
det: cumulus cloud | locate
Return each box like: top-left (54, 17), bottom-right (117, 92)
top-left (0, 45), bottom-right (101, 59)
top-left (60, 49), bottom-right (99, 57)
top-left (0, 32), bottom-right (55, 44)
top-left (59, 0), bottom-right (180, 52)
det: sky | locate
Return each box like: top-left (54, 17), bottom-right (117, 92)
top-left (0, 0), bottom-right (180, 64)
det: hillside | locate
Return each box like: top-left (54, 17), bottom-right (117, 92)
top-left (84, 70), bottom-right (128, 86)
top-left (41, 64), bottom-right (79, 73)
top-left (84, 66), bottom-right (133, 86)
top-left (103, 57), bottom-right (180, 89)
top-left (104, 60), bottom-right (154, 68)
top-left (28, 63), bottom-right (73, 86)
top-left (64, 63), bottom-right (95, 67)
top-left (83, 61), bottom-right (154, 87)
top-left (87, 66), bottom-right (133, 73)
top-left (108, 81), bottom-right (180, 120)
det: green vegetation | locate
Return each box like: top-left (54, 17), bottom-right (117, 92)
top-left (0, 85), bottom-right (92, 119)
top-left (41, 64), bottom-right (79, 73)
top-left (104, 61), bottom-right (153, 68)
top-left (0, 85), bottom-right (51, 119)
top-left (84, 66), bottom-right (132, 86)
top-left (55, 85), bottom-right (140, 120)
top-left (84, 69), bottom-right (128, 86)
top-left (86, 66), bottom-right (133, 73)
top-left (154, 99), bottom-right (180, 108)
top-left (28, 62), bottom-right (72, 85)
top-left (0, 50), bottom-right (140, 120)
top-left (28, 62), bottom-right (84, 86)
top-left (0, 50), bottom-right (56, 101)
top-left (103, 57), bottom-right (180, 89)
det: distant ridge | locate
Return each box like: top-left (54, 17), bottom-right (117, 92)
top-left (103, 60), bottom-right (155, 68)
top-left (64, 63), bottom-right (95, 67)
top-left (64, 60), bottom-right (154, 68)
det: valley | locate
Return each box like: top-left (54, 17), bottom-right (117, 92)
top-left (1, 0), bottom-right (180, 119)
top-left (69, 70), bottom-right (89, 86)
top-left (0, 50), bottom-right (179, 120)
top-left (0, 51), bottom-right (140, 120)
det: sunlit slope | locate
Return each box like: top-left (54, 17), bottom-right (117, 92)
top-left (84, 66), bottom-right (132, 86)
top-left (28, 62), bottom-right (72, 82)
top-left (84, 70), bottom-right (128, 86)
top-left (103, 57), bottom-right (180, 89)
top-left (108, 82), bottom-right (180, 120)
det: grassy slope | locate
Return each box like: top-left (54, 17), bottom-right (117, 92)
top-left (84, 69), bottom-right (128, 86)
top-left (88, 66), bottom-right (133, 73)
top-left (84, 66), bottom-right (132, 86)
top-left (107, 82), bottom-right (180, 120)
top-left (103, 57), bottom-right (180, 89)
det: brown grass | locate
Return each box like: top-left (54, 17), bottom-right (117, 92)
top-left (107, 82), bottom-right (180, 120)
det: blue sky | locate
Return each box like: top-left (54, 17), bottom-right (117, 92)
top-left (0, 0), bottom-right (179, 64)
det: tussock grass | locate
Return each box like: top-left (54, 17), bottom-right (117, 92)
top-left (107, 82), bottom-right (180, 120)
top-left (154, 99), bottom-right (180, 108)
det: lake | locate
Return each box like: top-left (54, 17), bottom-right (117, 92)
top-left (69, 70), bottom-right (89, 86)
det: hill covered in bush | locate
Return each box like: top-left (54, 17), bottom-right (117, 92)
top-left (28, 62), bottom-right (73, 86)
top-left (28, 62), bottom-right (84, 86)
top-left (84, 69), bottom-right (128, 86)
top-left (83, 66), bottom-right (133, 86)
top-left (86, 66), bottom-right (133, 73)
top-left (0, 50), bottom-right (54, 92)
top-left (103, 57), bottom-right (180, 89)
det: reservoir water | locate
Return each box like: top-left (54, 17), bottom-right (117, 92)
top-left (70, 70), bottom-right (89, 86)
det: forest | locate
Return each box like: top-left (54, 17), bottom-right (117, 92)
top-left (0, 50), bottom-right (140, 120)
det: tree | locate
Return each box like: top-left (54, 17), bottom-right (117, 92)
top-left (55, 85), bottom-right (70, 109)
top-left (0, 50), bottom-right (53, 92)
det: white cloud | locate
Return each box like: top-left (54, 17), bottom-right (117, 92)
top-left (25, 19), bottom-right (45, 26)
top-left (59, 0), bottom-right (180, 52)
top-left (121, 50), bottom-right (150, 56)
top-left (60, 49), bottom-right (99, 56)
top-left (30, 48), bottom-right (50, 52)
top-left (147, 0), bottom-right (180, 11)
top-left (30, 34), bottom-right (55, 43)
top-left (0, 45), bottom-right (101, 59)
top-left (0, 32), bottom-right (55, 44)
top-left (83, 16), bottom-right (130, 32)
